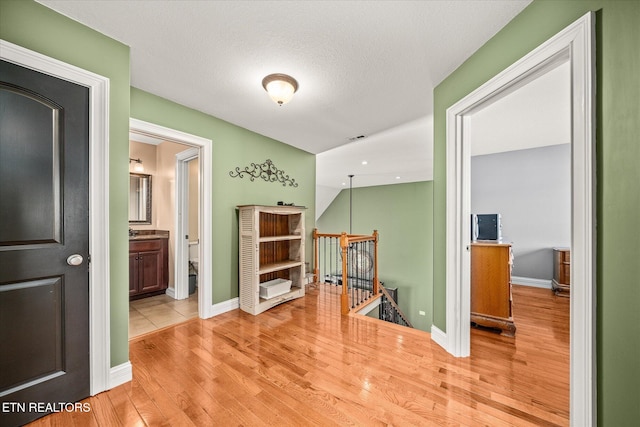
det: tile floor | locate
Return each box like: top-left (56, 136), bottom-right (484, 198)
top-left (129, 290), bottom-right (199, 339)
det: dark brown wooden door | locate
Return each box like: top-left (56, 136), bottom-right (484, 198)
top-left (0, 59), bottom-right (90, 426)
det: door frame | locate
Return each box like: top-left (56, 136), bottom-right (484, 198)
top-left (1, 40), bottom-right (112, 395)
top-left (174, 147), bottom-right (199, 300)
top-left (439, 12), bottom-right (595, 425)
top-left (129, 119), bottom-right (213, 318)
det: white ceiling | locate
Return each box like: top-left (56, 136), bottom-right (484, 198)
top-left (38, 0), bottom-right (534, 191)
top-left (471, 60), bottom-right (571, 157)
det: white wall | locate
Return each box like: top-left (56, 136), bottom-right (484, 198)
top-left (471, 144), bottom-right (570, 280)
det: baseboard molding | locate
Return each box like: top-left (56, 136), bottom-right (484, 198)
top-left (209, 297), bottom-right (239, 317)
top-left (354, 295), bottom-right (381, 315)
top-left (511, 276), bottom-right (552, 289)
top-left (430, 325), bottom-right (448, 351)
top-left (109, 361), bottom-right (132, 390)
top-left (165, 287), bottom-right (176, 299)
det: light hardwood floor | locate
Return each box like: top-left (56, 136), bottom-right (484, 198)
top-left (28, 284), bottom-right (569, 426)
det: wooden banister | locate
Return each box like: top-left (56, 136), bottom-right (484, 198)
top-left (372, 230), bottom-right (379, 296)
top-left (313, 230), bottom-right (378, 315)
top-left (313, 229), bottom-right (414, 329)
top-left (313, 228), bottom-right (319, 283)
top-left (340, 232), bottom-right (349, 315)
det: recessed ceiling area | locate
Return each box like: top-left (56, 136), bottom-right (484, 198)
top-left (38, 0), bottom-right (533, 193)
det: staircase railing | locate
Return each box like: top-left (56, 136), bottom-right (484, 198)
top-left (314, 229), bottom-right (412, 329)
top-left (379, 285), bottom-right (413, 328)
top-left (314, 229), bottom-right (379, 314)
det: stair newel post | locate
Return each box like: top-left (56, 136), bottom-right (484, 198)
top-left (313, 228), bottom-right (319, 284)
top-left (373, 230), bottom-right (379, 295)
top-left (340, 232), bottom-right (349, 315)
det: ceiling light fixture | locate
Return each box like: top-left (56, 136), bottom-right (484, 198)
top-left (262, 73), bottom-right (299, 106)
top-left (129, 157), bottom-right (144, 173)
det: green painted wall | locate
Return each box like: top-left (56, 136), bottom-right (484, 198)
top-left (130, 88), bottom-right (316, 304)
top-left (433, 1), bottom-right (640, 424)
top-left (0, 0), bottom-right (315, 370)
top-left (317, 182), bottom-right (433, 331)
top-left (1, 0), bottom-right (131, 367)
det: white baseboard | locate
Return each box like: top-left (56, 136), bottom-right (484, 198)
top-left (109, 361), bottom-right (132, 390)
top-left (165, 287), bottom-right (176, 298)
top-left (430, 325), bottom-right (448, 351)
top-left (207, 297), bottom-right (239, 317)
top-left (511, 276), bottom-right (552, 289)
top-left (355, 297), bottom-right (381, 315)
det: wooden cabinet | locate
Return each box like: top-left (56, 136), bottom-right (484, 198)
top-left (238, 205), bottom-right (305, 315)
top-left (129, 237), bottom-right (169, 299)
top-left (470, 242), bottom-right (516, 336)
top-left (552, 247), bottom-right (570, 297)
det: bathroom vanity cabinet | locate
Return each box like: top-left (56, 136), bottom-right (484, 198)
top-left (129, 231), bottom-right (169, 299)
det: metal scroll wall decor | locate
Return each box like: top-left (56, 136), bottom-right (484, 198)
top-left (229, 159), bottom-right (298, 187)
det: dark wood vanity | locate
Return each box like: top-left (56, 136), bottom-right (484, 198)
top-left (129, 230), bottom-right (169, 299)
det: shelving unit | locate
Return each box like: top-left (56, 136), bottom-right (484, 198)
top-left (238, 205), bottom-right (306, 315)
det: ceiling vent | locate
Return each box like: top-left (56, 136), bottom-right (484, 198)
top-left (347, 135), bottom-right (366, 142)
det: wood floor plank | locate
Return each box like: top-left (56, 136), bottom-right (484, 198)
top-left (27, 283), bottom-right (569, 426)
top-left (85, 392), bottom-right (122, 427)
top-left (106, 384), bottom-right (147, 427)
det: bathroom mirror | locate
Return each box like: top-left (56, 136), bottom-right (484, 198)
top-left (129, 173), bottom-right (152, 224)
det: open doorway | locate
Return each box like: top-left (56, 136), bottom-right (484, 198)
top-left (469, 57), bottom-right (571, 332)
top-left (174, 147), bottom-right (200, 301)
top-left (128, 118), bottom-right (213, 337)
top-left (442, 13), bottom-right (595, 424)
top-left (466, 59), bottom-right (572, 418)
top-left (128, 136), bottom-right (199, 336)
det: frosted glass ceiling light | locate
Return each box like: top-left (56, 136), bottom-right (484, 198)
top-left (262, 73), bottom-right (299, 106)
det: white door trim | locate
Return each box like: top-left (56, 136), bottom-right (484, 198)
top-left (440, 12), bottom-right (595, 425)
top-left (1, 39), bottom-right (112, 395)
top-left (129, 118), bottom-right (214, 318)
top-left (175, 147), bottom-right (199, 300)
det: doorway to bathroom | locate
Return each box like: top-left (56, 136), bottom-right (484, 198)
top-left (128, 118), bottom-right (213, 338)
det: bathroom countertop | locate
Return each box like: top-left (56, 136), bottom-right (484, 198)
top-left (129, 230), bottom-right (169, 240)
